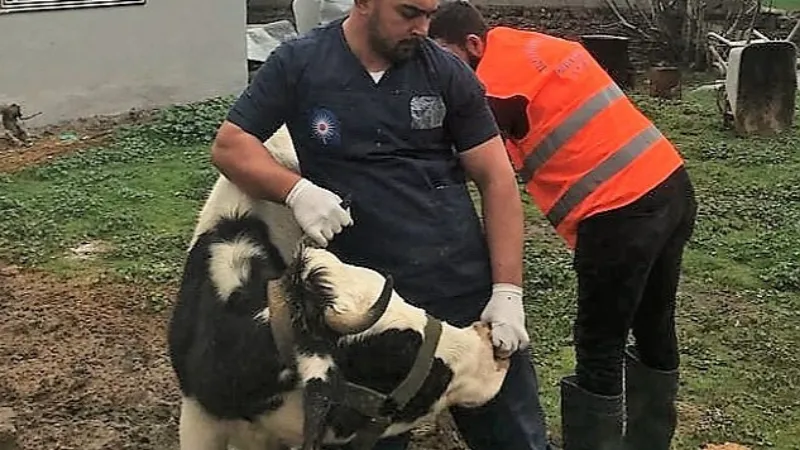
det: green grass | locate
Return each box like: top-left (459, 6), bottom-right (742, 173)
top-left (769, 0), bottom-right (800, 10)
top-left (1, 85), bottom-right (799, 449)
top-left (0, 97), bottom-right (232, 283)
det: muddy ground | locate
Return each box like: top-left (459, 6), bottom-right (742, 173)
top-left (0, 264), bottom-right (178, 450)
top-left (0, 117), bottom-right (470, 450)
top-left (0, 109), bottom-right (155, 173)
top-left (0, 260), bottom-right (466, 450)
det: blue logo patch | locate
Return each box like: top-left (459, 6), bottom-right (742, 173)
top-left (309, 107), bottom-right (341, 146)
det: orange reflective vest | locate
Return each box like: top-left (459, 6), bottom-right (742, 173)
top-left (476, 27), bottom-right (684, 249)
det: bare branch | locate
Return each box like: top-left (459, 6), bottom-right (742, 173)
top-left (604, 0), bottom-right (654, 39)
top-left (603, 0), bottom-right (763, 67)
top-left (744, 0), bottom-right (763, 44)
top-left (20, 111), bottom-right (42, 121)
top-left (624, 0), bottom-right (655, 29)
top-left (725, 1), bottom-right (749, 38)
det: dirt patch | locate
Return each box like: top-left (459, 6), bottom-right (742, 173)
top-left (0, 133), bottom-right (110, 174)
top-left (702, 444), bottom-right (751, 450)
top-left (0, 109), bottom-right (155, 174)
top-left (66, 241), bottom-right (114, 262)
top-left (0, 264), bottom-right (180, 450)
top-left (411, 414), bottom-right (469, 450)
top-left (0, 263), bottom-right (467, 450)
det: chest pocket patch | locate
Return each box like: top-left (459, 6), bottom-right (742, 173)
top-left (409, 95), bottom-right (446, 130)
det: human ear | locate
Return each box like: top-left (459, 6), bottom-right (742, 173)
top-left (465, 34), bottom-right (485, 59)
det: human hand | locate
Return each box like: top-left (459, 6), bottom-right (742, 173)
top-left (480, 283), bottom-right (530, 356)
top-left (285, 178), bottom-right (353, 247)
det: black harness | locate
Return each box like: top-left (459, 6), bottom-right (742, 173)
top-left (342, 314), bottom-right (442, 450)
top-left (269, 277), bottom-right (443, 450)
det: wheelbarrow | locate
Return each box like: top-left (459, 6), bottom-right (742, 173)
top-left (707, 27), bottom-right (798, 136)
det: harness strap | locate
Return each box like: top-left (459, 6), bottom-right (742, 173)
top-left (345, 314), bottom-right (443, 450)
top-left (269, 285), bottom-right (444, 450)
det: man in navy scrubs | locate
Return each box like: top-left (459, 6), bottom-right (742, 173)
top-left (210, 0), bottom-right (553, 448)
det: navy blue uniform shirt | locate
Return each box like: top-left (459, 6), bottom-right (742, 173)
top-left (227, 18), bottom-right (500, 319)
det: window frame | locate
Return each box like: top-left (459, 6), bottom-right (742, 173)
top-left (0, 0), bottom-right (145, 14)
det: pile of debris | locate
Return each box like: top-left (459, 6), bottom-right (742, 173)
top-left (246, 19), bottom-right (298, 81)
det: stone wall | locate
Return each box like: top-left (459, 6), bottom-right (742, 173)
top-left (478, 5), bottom-right (663, 70)
top-left (247, 0), bottom-right (652, 8)
top-left (248, 2), bottom-right (293, 24)
top-left (247, 2), bottom-right (800, 73)
top-left (246, 4), bottom-right (669, 70)
top-left (478, 4), bottom-right (798, 70)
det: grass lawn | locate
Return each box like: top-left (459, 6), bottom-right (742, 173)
top-left (1, 85), bottom-right (799, 449)
top-left (770, 0), bottom-right (800, 10)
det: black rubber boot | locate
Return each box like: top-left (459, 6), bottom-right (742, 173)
top-left (622, 346), bottom-right (679, 450)
top-left (560, 375), bottom-right (624, 450)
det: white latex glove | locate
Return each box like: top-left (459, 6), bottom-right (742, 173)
top-left (480, 283), bottom-right (530, 355)
top-left (285, 178), bottom-right (353, 247)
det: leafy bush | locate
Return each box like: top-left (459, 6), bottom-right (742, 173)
top-left (132, 95), bottom-right (236, 146)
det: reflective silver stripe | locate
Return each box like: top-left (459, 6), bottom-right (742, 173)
top-left (520, 83), bottom-right (625, 183)
top-left (546, 125), bottom-right (663, 227)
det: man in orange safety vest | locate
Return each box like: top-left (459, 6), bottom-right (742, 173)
top-left (430, 3), bottom-right (698, 450)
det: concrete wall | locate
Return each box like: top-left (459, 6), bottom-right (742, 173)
top-left (0, 0), bottom-right (247, 128)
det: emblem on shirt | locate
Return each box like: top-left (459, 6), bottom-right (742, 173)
top-left (409, 95), bottom-right (446, 130)
top-left (309, 107), bottom-right (341, 146)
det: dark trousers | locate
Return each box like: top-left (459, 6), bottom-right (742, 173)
top-left (572, 166), bottom-right (697, 396)
top-left (333, 297), bottom-right (552, 450)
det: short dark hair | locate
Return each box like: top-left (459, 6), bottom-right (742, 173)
top-left (429, 1), bottom-right (488, 45)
